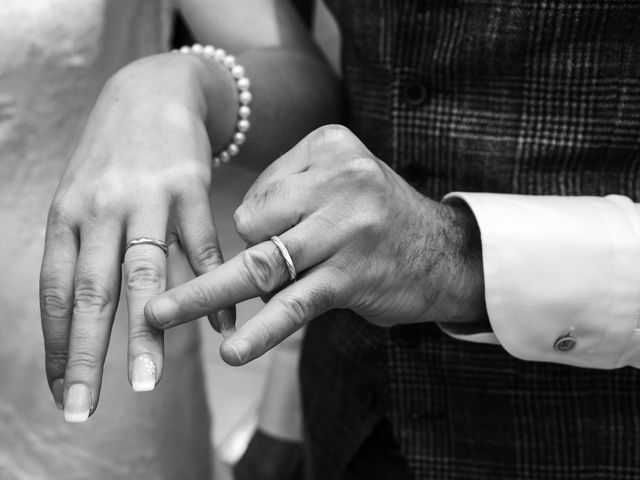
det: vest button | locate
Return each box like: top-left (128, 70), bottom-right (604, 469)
top-left (554, 335), bottom-right (576, 352)
top-left (403, 82), bottom-right (428, 106)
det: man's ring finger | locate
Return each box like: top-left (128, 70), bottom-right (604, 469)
top-left (270, 235), bottom-right (297, 282)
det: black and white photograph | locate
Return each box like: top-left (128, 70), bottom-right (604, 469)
top-left (2, 0), bottom-right (640, 478)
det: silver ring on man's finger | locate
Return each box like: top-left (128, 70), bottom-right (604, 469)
top-left (270, 235), bottom-right (297, 282)
top-left (125, 237), bottom-right (169, 257)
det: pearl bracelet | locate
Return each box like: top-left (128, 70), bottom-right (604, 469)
top-left (176, 43), bottom-right (252, 167)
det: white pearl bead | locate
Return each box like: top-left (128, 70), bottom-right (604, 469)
top-left (239, 91), bottom-right (252, 105)
top-left (214, 49), bottom-right (226, 61)
top-left (178, 44), bottom-right (254, 166)
top-left (238, 105), bottom-right (251, 118)
top-left (223, 55), bottom-right (236, 69)
top-left (228, 143), bottom-right (240, 156)
top-left (203, 45), bottom-right (215, 58)
top-left (237, 119), bottom-right (251, 133)
top-left (232, 132), bottom-right (246, 145)
top-left (231, 65), bottom-right (245, 79)
top-left (237, 77), bottom-right (250, 91)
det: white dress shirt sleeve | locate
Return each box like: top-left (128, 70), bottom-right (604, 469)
top-left (440, 193), bottom-right (640, 369)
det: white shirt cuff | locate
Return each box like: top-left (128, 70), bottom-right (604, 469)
top-left (441, 193), bottom-right (640, 369)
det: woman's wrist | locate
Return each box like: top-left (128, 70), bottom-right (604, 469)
top-left (106, 52), bottom-right (238, 156)
top-left (189, 51), bottom-right (240, 156)
top-left (176, 45), bottom-right (252, 166)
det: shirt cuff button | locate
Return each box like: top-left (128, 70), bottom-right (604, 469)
top-left (554, 335), bottom-right (576, 352)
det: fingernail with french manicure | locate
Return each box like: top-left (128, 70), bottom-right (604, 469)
top-left (52, 378), bottom-right (64, 410)
top-left (218, 310), bottom-right (236, 339)
top-left (64, 384), bottom-right (91, 423)
top-left (132, 353), bottom-right (157, 392)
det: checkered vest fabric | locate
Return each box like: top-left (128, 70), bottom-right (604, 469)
top-left (300, 1), bottom-right (640, 479)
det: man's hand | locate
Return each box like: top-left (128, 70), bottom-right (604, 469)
top-left (146, 125), bottom-right (487, 366)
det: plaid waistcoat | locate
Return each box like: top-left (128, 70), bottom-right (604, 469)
top-left (300, 1), bottom-right (640, 479)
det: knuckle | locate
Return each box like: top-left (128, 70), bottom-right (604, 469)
top-left (180, 160), bottom-right (210, 182)
top-left (190, 242), bottom-right (223, 273)
top-left (73, 277), bottom-right (114, 315)
top-left (347, 156), bottom-right (386, 184)
top-left (40, 286), bottom-right (73, 320)
top-left (308, 284), bottom-right (336, 316)
top-left (67, 350), bottom-right (102, 372)
top-left (129, 324), bottom-right (162, 343)
top-left (262, 180), bottom-right (284, 203)
top-left (45, 350), bottom-right (69, 371)
top-left (48, 199), bottom-right (75, 227)
top-left (277, 295), bottom-right (308, 325)
top-left (233, 206), bottom-right (253, 243)
top-left (322, 266), bottom-right (355, 307)
top-left (167, 164), bottom-right (209, 193)
top-left (126, 259), bottom-right (163, 293)
top-left (338, 159), bottom-right (389, 237)
top-left (90, 180), bottom-right (126, 215)
top-left (184, 287), bottom-right (216, 317)
top-left (240, 248), bottom-right (282, 295)
top-left (356, 208), bottom-right (387, 238)
top-left (315, 124), bottom-right (354, 146)
top-left (44, 202), bottom-right (77, 247)
top-left (279, 286), bottom-right (335, 323)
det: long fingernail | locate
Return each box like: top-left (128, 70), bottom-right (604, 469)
top-left (52, 378), bottom-right (64, 410)
top-left (64, 384), bottom-right (91, 423)
top-left (229, 338), bottom-right (251, 364)
top-left (218, 310), bottom-right (236, 339)
top-left (132, 353), bottom-right (157, 392)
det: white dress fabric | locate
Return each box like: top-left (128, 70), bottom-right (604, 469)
top-left (0, 1), bottom-right (212, 478)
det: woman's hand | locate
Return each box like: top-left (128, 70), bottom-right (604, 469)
top-left (146, 125), bottom-right (487, 366)
top-left (39, 53), bottom-right (236, 421)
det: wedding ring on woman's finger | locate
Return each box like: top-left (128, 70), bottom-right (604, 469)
top-left (270, 235), bottom-right (297, 282)
top-left (126, 237), bottom-right (169, 257)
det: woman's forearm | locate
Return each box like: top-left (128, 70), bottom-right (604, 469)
top-left (179, 0), bottom-right (342, 169)
top-left (110, 46), bottom-right (340, 171)
top-left (230, 47), bottom-right (341, 169)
